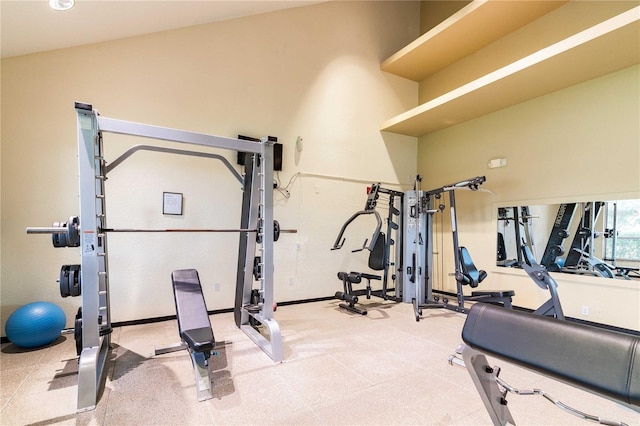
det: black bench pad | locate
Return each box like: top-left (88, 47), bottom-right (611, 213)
top-left (172, 269), bottom-right (215, 353)
top-left (359, 273), bottom-right (381, 281)
top-left (462, 303), bottom-right (640, 407)
top-left (182, 327), bottom-right (215, 353)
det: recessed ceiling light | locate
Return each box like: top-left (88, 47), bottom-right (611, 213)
top-left (49, 0), bottom-right (75, 11)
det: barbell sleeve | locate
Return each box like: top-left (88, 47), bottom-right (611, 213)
top-left (26, 227), bottom-right (70, 234)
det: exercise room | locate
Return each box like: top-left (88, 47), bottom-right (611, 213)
top-left (1, 1), bottom-right (639, 424)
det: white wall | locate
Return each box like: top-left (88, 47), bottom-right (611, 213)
top-left (418, 65), bottom-right (640, 330)
top-left (0, 1), bottom-right (419, 328)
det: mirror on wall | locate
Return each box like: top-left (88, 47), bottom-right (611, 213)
top-left (497, 200), bottom-right (640, 281)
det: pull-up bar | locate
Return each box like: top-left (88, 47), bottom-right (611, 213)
top-left (96, 115), bottom-right (266, 154)
top-left (105, 144), bottom-right (243, 184)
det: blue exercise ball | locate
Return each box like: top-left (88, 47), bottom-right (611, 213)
top-left (5, 302), bottom-right (66, 349)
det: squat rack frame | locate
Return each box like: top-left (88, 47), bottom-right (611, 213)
top-left (35, 102), bottom-right (283, 412)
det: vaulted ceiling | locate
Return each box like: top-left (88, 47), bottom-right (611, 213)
top-left (1, 1), bottom-right (323, 58)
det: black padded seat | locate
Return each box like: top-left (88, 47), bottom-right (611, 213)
top-left (359, 273), bottom-right (381, 281)
top-left (367, 232), bottom-right (385, 271)
top-left (462, 303), bottom-right (640, 408)
top-left (172, 269), bottom-right (215, 353)
top-left (459, 247), bottom-right (487, 288)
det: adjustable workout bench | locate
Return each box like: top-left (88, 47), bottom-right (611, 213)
top-left (159, 269), bottom-right (216, 401)
top-left (450, 303), bottom-right (639, 425)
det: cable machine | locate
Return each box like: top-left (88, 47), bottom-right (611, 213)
top-left (26, 102), bottom-right (284, 412)
top-left (331, 176), bottom-right (506, 321)
top-left (413, 176), bottom-right (514, 319)
top-left (331, 183), bottom-right (404, 315)
top-left (398, 176), bottom-right (515, 321)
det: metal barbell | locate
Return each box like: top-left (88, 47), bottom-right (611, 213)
top-left (26, 216), bottom-right (81, 247)
top-left (26, 217), bottom-right (296, 243)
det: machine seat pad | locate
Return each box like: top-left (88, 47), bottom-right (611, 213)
top-left (471, 290), bottom-right (515, 297)
top-left (182, 327), bottom-right (215, 353)
top-left (462, 303), bottom-right (640, 408)
top-left (358, 273), bottom-right (381, 281)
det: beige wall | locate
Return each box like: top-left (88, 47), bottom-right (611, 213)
top-left (0, 1), bottom-right (419, 328)
top-left (3, 0), bottom-right (638, 334)
top-left (418, 65), bottom-right (640, 330)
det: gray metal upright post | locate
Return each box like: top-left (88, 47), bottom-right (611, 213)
top-left (424, 195), bottom-right (434, 303)
top-left (75, 103), bottom-right (112, 412)
top-left (393, 195), bottom-right (404, 300)
top-left (235, 153), bottom-right (259, 327)
top-left (234, 141), bottom-right (283, 363)
top-left (259, 138), bottom-right (276, 321)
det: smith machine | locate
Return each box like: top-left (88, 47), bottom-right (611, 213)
top-left (26, 102), bottom-right (287, 412)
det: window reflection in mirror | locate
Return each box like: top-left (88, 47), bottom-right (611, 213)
top-left (497, 200), bottom-right (640, 281)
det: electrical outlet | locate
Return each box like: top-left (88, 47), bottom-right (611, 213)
top-left (288, 276), bottom-right (294, 286)
top-left (581, 306), bottom-right (589, 316)
top-left (214, 282), bottom-right (221, 292)
top-left (296, 242), bottom-right (302, 251)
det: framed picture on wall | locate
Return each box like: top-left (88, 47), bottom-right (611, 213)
top-left (163, 192), bottom-right (183, 215)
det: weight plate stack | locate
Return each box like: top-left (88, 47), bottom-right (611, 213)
top-left (59, 264), bottom-right (81, 297)
top-left (52, 216), bottom-right (80, 248)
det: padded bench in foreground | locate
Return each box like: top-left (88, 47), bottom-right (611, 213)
top-left (452, 303), bottom-right (639, 425)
